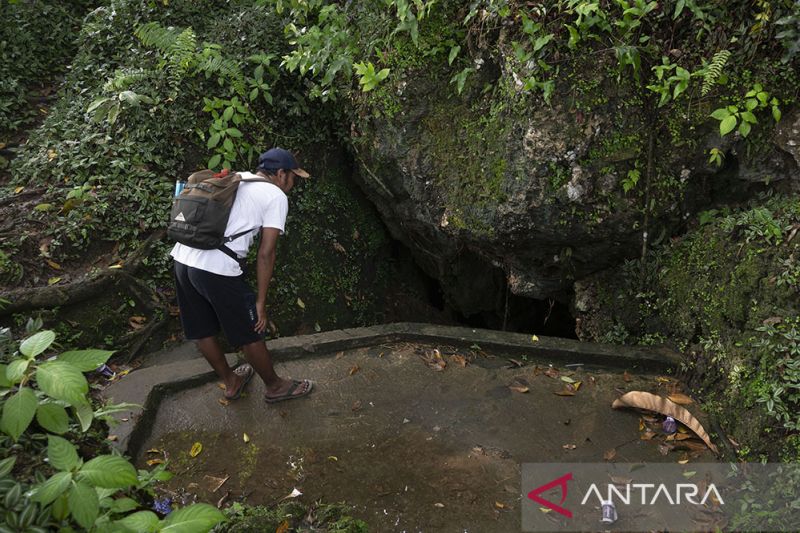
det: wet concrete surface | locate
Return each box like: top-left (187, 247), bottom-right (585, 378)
top-left (137, 342), bottom-right (716, 532)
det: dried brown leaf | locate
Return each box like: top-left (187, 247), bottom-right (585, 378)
top-left (603, 448), bottom-right (617, 461)
top-left (668, 393), bottom-right (694, 405)
top-left (623, 371), bottom-right (633, 382)
top-left (349, 364), bottom-right (360, 376)
top-left (509, 385), bottom-right (530, 393)
top-left (451, 354), bottom-right (468, 367)
top-left (612, 391), bottom-right (718, 453)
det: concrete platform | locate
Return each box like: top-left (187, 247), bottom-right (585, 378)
top-left (101, 324), bottom-right (714, 532)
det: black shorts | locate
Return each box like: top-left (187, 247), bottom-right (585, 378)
top-left (173, 261), bottom-right (263, 348)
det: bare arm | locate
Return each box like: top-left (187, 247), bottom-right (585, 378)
top-left (254, 227), bottom-right (281, 334)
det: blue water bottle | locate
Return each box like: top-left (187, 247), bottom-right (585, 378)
top-left (174, 179), bottom-right (186, 198)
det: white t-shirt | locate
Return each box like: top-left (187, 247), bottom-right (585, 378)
top-left (170, 171), bottom-right (288, 276)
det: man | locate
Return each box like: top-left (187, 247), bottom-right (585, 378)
top-left (171, 147), bottom-right (313, 403)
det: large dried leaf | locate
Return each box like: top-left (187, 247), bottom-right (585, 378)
top-left (612, 391), bottom-right (718, 454)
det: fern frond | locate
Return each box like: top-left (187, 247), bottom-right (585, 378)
top-left (197, 49), bottom-right (246, 96)
top-left (103, 68), bottom-right (150, 92)
top-left (169, 28), bottom-right (197, 76)
top-left (702, 50), bottom-right (730, 96)
top-left (134, 22), bottom-right (179, 51)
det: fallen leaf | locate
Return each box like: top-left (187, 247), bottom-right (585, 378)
top-left (47, 149), bottom-right (58, 161)
top-left (603, 449), bottom-right (617, 461)
top-left (531, 335), bottom-right (539, 342)
top-left (243, 433), bottom-right (250, 443)
top-left (623, 371), bottom-right (633, 382)
top-left (146, 459), bottom-right (164, 466)
top-left (678, 453), bottom-right (690, 464)
top-left (562, 444), bottom-right (577, 450)
top-left (190, 442), bottom-right (203, 457)
top-left (544, 367), bottom-right (560, 379)
top-left (349, 364), bottom-right (360, 376)
top-left (46, 259), bottom-right (61, 270)
top-left (217, 383), bottom-right (226, 390)
top-left (335, 351), bottom-right (344, 359)
top-left (668, 393), bottom-right (694, 405)
top-left (560, 376), bottom-right (576, 383)
top-left (47, 277), bottom-right (62, 285)
top-left (327, 456), bottom-right (338, 462)
top-left (509, 385), bottom-right (530, 393)
top-left (567, 381), bottom-right (582, 392)
top-left (281, 488), bottom-right (302, 501)
top-left (507, 359), bottom-right (524, 368)
top-left (451, 354), bottom-right (468, 367)
top-left (640, 429), bottom-right (657, 440)
top-left (146, 449), bottom-right (161, 454)
top-left (434, 503), bottom-right (445, 508)
top-left (420, 349), bottom-right (447, 371)
top-left (108, 263), bottom-right (123, 269)
top-left (14, 186), bottom-right (24, 194)
top-left (296, 297), bottom-right (305, 309)
top-left (639, 419), bottom-right (646, 431)
top-left (107, 435), bottom-right (118, 442)
top-left (218, 398), bottom-right (230, 406)
top-left (332, 241), bottom-right (347, 254)
top-left (495, 501), bottom-right (507, 509)
top-left (539, 508), bottom-right (552, 513)
top-left (554, 388), bottom-right (576, 396)
top-left (612, 391), bottom-right (718, 453)
top-left (276, 520), bottom-right (290, 533)
top-left (656, 376), bottom-right (673, 383)
top-left (129, 316), bottom-right (146, 330)
top-left (351, 400), bottom-right (362, 412)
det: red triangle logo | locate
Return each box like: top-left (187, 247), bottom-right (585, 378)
top-left (527, 472), bottom-right (573, 518)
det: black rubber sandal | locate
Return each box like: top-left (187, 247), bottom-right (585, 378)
top-left (264, 379), bottom-right (313, 404)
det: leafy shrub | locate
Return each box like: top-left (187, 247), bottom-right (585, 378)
top-left (0, 330), bottom-right (225, 531)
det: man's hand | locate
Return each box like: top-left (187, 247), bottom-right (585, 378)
top-left (254, 301), bottom-right (268, 334)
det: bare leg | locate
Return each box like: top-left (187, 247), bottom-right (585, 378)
top-left (240, 339), bottom-right (311, 397)
top-left (196, 336), bottom-right (240, 393)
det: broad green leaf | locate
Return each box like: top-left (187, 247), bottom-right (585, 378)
top-left (58, 349), bottom-right (114, 372)
top-left (249, 87), bottom-right (259, 101)
top-left (160, 503), bottom-right (226, 533)
top-left (52, 492), bottom-right (69, 521)
top-left (37, 403), bottom-right (69, 434)
top-left (1, 386), bottom-right (37, 440)
top-left (48, 435), bottom-right (80, 471)
top-left (94, 402), bottom-right (140, 418)
top-left (19, 330), bottom-right (55, 358)
top-left (0, 456), bottom-right (16, 478)
top-left (207, 154), bottom-right (221, 169)
top-left (0, 364), bottom-right (10, 387)
top-left (206, 133), bottom-right (220, 149)
top-left (448, 45), bottom-right (460, 65)
top-left (33, 472), bottom-right (72, 505)
top-left (223, 138), bottom-right (234, 152)
top-left (69, 481), bottom-right (99, 529)
top-left (116, 511), bottom-right (159, 532)
top-left (740, 111), bottom-right (758, 124)
top-left (74, 402), bottom-right (94, 432)
top-left (773, 106), bottom-right (781, 122)
top-left (710, 109), bottom-right (730, 120)
top-left (37, 361), bottom-right (89, 407)
top-left (222, 106), bottom-right (234, 121)
top-left (376, 68), bottom-right (390, 81)
top-left (79, 455), bottom-right (137, 489)
top-left (738, 120), bottom-right (752, 137)
top-left (226, 128), bottom-right (243, 138)
top-left (107, 104), bottom-right (121, 125)
top-left (111, 497), bottom-right (139, 513)
top-left (719, 115), bottom-right (737, 136)
top-left (6, 359), bottom-right (29, 384)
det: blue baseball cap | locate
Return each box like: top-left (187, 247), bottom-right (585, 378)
top-left (256, 147), bottom-right (310, 177)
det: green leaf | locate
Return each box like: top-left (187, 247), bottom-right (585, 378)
top-left (0, 364), bottom-right (10, 388)
top-left (772, 106), bottom-right (781, 122)
top-left (0, 456), bottom-right (16, 478)
top-left (160, 504), bottom-right (226, 533)
top-left (19, 330), bottom-right (55, 358)
top-left (37, 361), bottom-right (88, 407)
top-left (709, 108), bottom-right (729, 120)
top-left (207, 154), bottom-right (221, 169)
top-left (222, 106), bottom-right (234, 121)
top-left (48, 435), bottom-right (80, 471)
top-left (37, 403), bottom-right (70, 434)
top-left (740, 111), bottom-right (758, 124)
top-left (107, 104), bottom-right (121, 125)
top-left (116, 511), bottom-right (159, 532)
top-left (226, 128), bottom-right (243, 138)
top-left (249, 88), bottom-right (259, 101)
top-left (69, 481), bottom-right (99, 529)
top-left (74, 403), bottom-right (94, 432)
top-left (1, 387), bottom-right (37, 440)
top-left (111, 497), bottom-right (139, 513)
top-left (448, 45), bottom-right (460, 65)
top-left (738, 120), bottom-right (752, 137)
top-left (719, 115), bottom-right (737, 136)
top-left (58, 350), bottom-right (113, 372)
top-left (33, 472), bottom-right (72, 505)
top-left (376, 68), bottom-right (390, 81)
top-left (6, 359), bottom-right (29, 384)
top-left (79, 456), bottom-right (138, 489)
top-left (206, 133), bottom-right (220, 149)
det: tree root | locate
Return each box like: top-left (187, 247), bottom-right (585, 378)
top-left (0, 231), bottom-right (164, 316)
